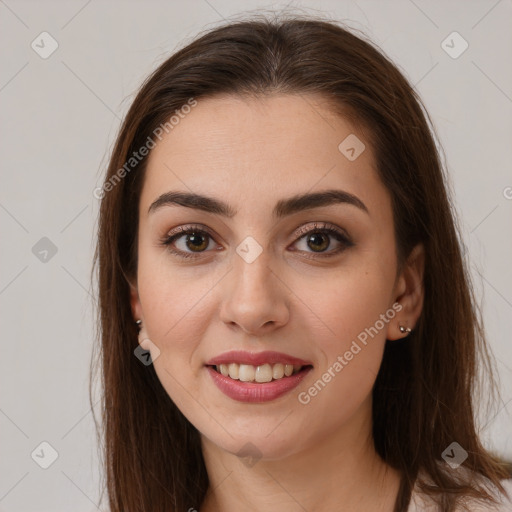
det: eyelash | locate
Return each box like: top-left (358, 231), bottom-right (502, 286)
top-left (160, 222), bottom-right (354, 261)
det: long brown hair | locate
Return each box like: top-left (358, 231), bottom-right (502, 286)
top-left (91, 12), bottom-right (510, 512)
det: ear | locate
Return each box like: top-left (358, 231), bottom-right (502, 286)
top-left (129, 279), bottom-right (144, 323)
top-left (386, 243), bottom-right (425, 341)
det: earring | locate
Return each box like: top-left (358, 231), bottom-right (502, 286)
top-left (135, 319), bottom-right (142, 330)
top-left (399, 325), bottom-right (412, 334)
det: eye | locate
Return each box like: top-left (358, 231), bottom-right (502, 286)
top-left (290, 222), bottom-right (354, 258)
top-left (160, 224), bottom-right (218, 260)
top-left (160, 222), bottom-right (353, 260)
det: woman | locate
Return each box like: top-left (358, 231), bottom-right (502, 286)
top-left (92, 13), bottom-right (512, 512)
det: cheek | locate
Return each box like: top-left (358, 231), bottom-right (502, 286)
top-left (292, 258), bottom-right (395, 409)
top-left (138, 273), bottom-right (210, 420)
top-left (137, 244), bottom-right (220, 347)
top-left (136, 248), bottom-right (230, 412)
top-left (298, 259), bottom-right (396, 352)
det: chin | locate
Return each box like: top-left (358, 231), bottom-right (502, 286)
top-left (201, 424), bottom-right (304, 462)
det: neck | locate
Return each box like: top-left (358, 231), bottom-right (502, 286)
top-left (199, 398), bottom-right (401, 512)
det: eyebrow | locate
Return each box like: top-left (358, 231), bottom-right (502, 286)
top-left (148, 189), bottom-right (369, 218)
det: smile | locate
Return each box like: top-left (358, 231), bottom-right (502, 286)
top-left (204, 350), bottom-right (313, 402)
top-left (212, 362), bottom-right (305, 382)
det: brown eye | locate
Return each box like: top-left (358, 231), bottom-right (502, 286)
top-left (291, 222), bottom-right (354, 258)
top-left (161, 226), bottom-right (217, 259)
top-left (183, 232), bottom-right (209, 252)
top-left (305, 232), bottom-right (330, 252)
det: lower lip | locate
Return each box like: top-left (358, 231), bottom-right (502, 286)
top-left (206, 365), bottom-right (312, 403)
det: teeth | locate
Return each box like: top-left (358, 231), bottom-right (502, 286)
top-left (228, 363), bottom-right (238, 379)
top-left (238, 364), bottom-right (255, 382)
top-left (272, 363), bottom-right (285, 379)
top-left (255, 363), bottom-right (272, 383)
top-left (216, 362), bottom-right (303, 382)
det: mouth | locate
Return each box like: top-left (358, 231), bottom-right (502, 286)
top-left (207, 362), bottom-right (313, 383)
top-left (205, 363), bottom-right (313, 403)
top-left (204, 350), bottom-right (313, 402)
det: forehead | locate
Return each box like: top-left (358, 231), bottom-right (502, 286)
top-left (140, 93), bottom-right (388, 221)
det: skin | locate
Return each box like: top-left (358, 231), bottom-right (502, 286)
top-left (130, 93), bottom-right (424, 511)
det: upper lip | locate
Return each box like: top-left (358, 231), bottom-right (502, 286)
top-left (205, 350), bottom-right (312, 367)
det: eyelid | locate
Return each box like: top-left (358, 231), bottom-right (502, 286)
top-left (291, 221), bottom-right (351, 241)
top-left (164, 223), bottom-right (213, 239)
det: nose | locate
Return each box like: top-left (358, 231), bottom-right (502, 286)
top-left (219, 248), bottom-right (290, 335)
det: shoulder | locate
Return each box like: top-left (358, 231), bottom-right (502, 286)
top-left (407, 470), bottom-right (512, 512)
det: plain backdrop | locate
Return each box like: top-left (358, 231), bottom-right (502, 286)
top-left (1, 1), bottom-right (511, 510)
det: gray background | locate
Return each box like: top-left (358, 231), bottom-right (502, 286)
top-left (1, 0), bottom-right (511, 510)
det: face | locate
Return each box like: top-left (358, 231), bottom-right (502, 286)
top-left (131, 93), bottom-right (417, 460)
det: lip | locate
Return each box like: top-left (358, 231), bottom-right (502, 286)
top-left (205, 350), bottom-right (312, 367)
top-left (206, 365), bottom-right (313, 403)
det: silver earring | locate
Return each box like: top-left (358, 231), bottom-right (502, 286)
top-left (399, 325), bottom-right (412, 334)
top-left (135, 319), bottom-right (142, 329)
